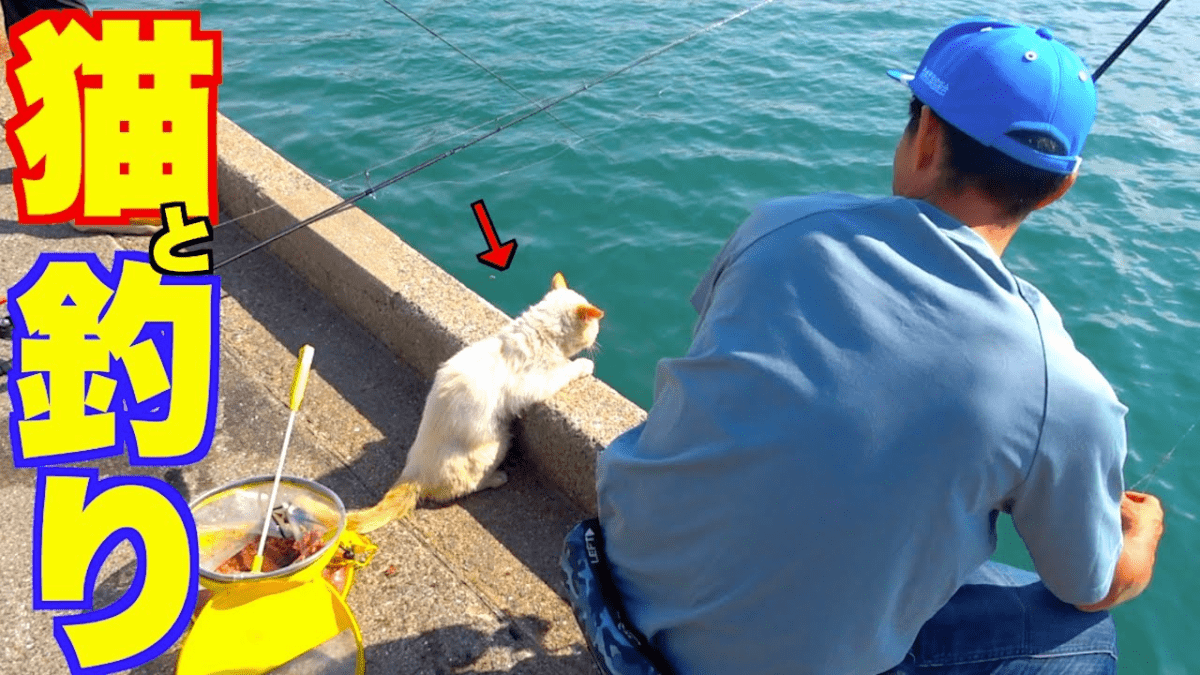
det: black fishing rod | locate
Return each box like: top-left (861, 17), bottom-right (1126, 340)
top-left (213, 0), bottom-right (780, 270)
top-left (1092, 0), bottom-right (1174, 81)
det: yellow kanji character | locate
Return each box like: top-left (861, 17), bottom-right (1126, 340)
top-left (6, 10), bottom-right (221, 225)
top-left (36, 468), bottom-right (196, 674)
top-left (8, 251), bottom-right (220, 465)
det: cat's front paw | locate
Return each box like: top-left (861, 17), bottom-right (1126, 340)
top-left (572, 358), bottom-right (595, 379)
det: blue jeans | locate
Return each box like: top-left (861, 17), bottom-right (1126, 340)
top-left (882, 561), bottom-right (1117, 674)
top-left (563, 519), bottom-right (1116, 675)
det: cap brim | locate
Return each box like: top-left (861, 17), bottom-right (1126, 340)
top-left (887, 68), bottom-right (915, 84)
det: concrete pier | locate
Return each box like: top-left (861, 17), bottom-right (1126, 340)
top-left (0, 45), bottom-right (648, 673)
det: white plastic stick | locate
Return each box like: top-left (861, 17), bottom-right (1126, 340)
top-left (251, 345), bottom-right (315, 573)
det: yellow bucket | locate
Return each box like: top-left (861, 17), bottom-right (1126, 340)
top-left (178, 476), bottom-right (368, 675)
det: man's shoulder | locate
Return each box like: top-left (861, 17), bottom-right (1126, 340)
top-left (751, 192), bottom-right (896, 230)
top-left (757, 192), bottom-right (879, 216)
top-left (725, 193), bottom-right (909, 260)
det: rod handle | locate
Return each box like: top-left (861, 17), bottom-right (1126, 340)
top-left (289, 345), bottom-right (315, 411)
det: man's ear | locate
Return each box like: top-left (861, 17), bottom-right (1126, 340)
top-left (901, 105), bottom-right (947, 197)
top-left (1033, 170), bottom-right (1078, 211)
top-left (914, 105), bottom-right (944, 172)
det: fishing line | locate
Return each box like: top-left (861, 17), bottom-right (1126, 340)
top-left (212, 0), bottom-right (780, 270)
top-left (1088, 0), bottom-right (1183, 489)
top-left (1130, 419), bottom-right (1197, 491)
top-left (389, 137), bottom-right (582, 189)
top-left (378, 0), bottom-right (609, 160)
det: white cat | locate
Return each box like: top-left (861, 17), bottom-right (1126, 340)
top-left (345, 272), bottom-right (603, 533)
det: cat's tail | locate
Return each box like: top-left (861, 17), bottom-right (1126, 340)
top-left (345, 481), bottom-right (421, 534)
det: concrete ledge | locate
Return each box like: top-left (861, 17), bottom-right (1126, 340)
top-left (215, 113), bottom-right (647, 515)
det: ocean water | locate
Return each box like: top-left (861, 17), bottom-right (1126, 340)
top-left (101, 0), bottom-right (1198, 671)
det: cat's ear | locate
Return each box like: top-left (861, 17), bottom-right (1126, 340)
top-left (576, 304), bottom-right (604, 321)
top-left (551, 272), bottom-right (568, 291)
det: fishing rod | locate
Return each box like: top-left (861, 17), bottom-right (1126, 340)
top-left (212, 0), bottom-right (780, 270)
top-left (1092, 0), bottom-right (1174, 81)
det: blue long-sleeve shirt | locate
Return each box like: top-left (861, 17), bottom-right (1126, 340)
top-left (597, 193), bottom-right (1126, 675)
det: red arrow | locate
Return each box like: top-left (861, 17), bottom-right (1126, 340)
top-left (472, 199), bottom-right (518, 271)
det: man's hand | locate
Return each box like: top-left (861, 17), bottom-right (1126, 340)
top-left (1076, 490), bottom-right (1164, 613)
top-left (1121, 490), bottom-right (1165, 540)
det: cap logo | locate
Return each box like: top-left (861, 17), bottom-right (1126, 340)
top-left (918, 67), bottom-right (949, 96)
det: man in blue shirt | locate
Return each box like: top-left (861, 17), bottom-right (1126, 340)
top-left (596, 17), bottom-right (1165, 675)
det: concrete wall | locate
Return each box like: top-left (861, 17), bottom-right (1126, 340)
top-left (215, 113), bottom-right (647, 515)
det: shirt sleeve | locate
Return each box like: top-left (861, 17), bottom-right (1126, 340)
top-left (1007, 293), bottom-right (1127, 606)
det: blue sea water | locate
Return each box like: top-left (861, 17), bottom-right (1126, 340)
top-left (103, 0), bottom-right (1199, 671)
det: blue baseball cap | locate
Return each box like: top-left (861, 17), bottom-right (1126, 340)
top-left (887, 18), bottom-right (1096, 175)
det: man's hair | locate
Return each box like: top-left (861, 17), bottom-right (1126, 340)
top-left (905, 96), bottom-right (1072, 219)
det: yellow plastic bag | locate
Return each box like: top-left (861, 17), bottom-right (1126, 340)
top-left (180, 478), bottom-right (378, 675)
top-left (179, 529), bottom-right (377, 675)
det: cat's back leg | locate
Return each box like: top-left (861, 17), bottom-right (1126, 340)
top-left (480, 469), bottom-right (508, 490)
top-left (427, 438), bottom-right (510, 501)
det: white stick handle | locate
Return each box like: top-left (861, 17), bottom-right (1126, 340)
top-left (251, 411), bottom-right (297, 571)
top-left (251, 345), bottom-right (314, 573)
